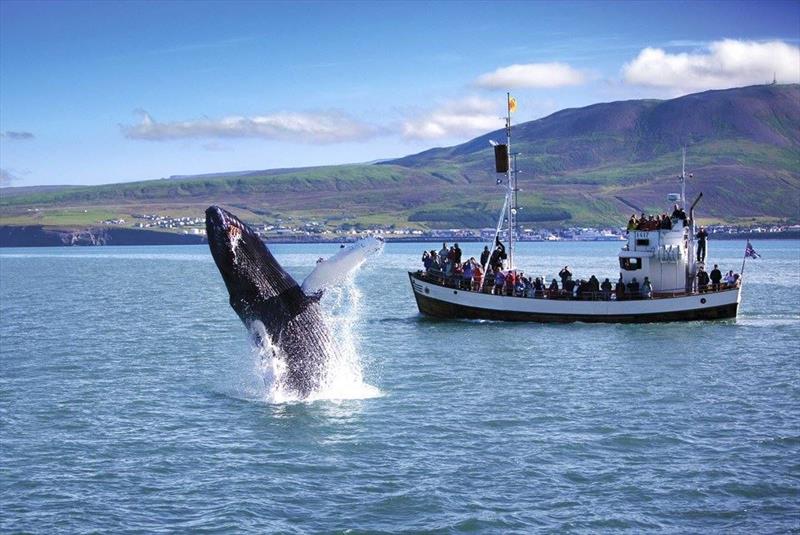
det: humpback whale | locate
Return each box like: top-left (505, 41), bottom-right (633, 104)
top-left (205, 205), bottom-right (383, 398)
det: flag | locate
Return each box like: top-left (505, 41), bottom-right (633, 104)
top-left (508, 96), bottom-right (517, 113)
top-left (744, 240), bottom-right (760, 259)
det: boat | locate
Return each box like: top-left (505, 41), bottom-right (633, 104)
top-left (408, 95), bottom-right (748, 323)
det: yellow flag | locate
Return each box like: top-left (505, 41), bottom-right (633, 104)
top-left (508, 96), bottom-right (517, 113)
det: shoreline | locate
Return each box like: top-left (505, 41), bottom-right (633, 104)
top-left (1, 225), bottom-right (797, 247)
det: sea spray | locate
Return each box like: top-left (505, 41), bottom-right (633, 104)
top-left (232, 269), bottom-right (381, 404)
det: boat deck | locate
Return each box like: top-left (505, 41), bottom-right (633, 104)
top-left (409, 271), bottom-right (741, 323)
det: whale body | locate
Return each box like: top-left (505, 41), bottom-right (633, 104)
top-left (205, 205), bottom-right (382, 397)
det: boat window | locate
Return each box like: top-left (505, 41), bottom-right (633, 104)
top-left (619, 257), bottom-right (641, 270)
top-left (636, 238), bottom-right (650, 247)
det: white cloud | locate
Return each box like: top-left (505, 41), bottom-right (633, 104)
top-left (401, 96), bottom-right (504, 140)
top-left (475, 63), bottom-right (586, 89)
top-left (623, 39), bottom-right (800, 91)
top-left (122, 110), bottom-right (382, 144)
top-left (0, 131), bottom-right (35, 140)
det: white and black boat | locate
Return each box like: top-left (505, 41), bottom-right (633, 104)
top-left (409, 95), bottom-right (746, 323)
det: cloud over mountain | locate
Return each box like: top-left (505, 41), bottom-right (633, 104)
top-left (475, 63), bottom-right (586, 89)
top-left (122, 110), bottom-right (381, 144)
top-left (623, 39), bottom-right (800, 92)
top-left (401, 96), bottom-right (504, 140)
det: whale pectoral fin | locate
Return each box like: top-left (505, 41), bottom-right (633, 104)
top-left (300, 236), bottom-right (384, 295)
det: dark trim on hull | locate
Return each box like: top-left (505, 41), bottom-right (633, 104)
top-left (411, 282), bottom-right (738, 324)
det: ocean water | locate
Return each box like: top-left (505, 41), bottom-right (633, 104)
top-left (1, 240), bottom-right (798, 533)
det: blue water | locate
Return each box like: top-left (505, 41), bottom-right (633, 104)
top-left (1, 240), bottom-right (798, 532)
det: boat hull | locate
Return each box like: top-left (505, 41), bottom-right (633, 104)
top-left (409, 272), bottom-right (740, 323)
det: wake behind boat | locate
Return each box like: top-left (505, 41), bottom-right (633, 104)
top-left (408, 95), bottom-right (754, 323)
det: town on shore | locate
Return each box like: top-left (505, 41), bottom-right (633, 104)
top-left (121, 213), bottom-right (798, 242)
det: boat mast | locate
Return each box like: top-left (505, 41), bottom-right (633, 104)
top-left (506, 92), bottom-right (514, 270)
top-left (680, 146), bottom-right (686, 208)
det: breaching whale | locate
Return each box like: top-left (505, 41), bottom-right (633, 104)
top-left (205, 205), bottom-right (383, 398)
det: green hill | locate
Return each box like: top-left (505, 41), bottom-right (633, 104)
top-left (1, 84), bottom-right (798, 236)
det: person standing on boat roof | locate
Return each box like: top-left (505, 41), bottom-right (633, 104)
top-left (671, 204), bottom-right (688, 227)
top-left (696, 226), bottom-right (709, 263)
top-left (627, 215), bottom-right (638, 232)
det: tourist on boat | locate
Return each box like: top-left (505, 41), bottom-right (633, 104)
top-left (483, 267), bottom-right (494, 293)
top-left (642, 277), bottom-right (653, 299)
top-left (615, 277), bottom-right (626, 300)
top-left (530, 277), bottom-right (542, 299)
top-left (422, 251), bottom-right (431, 270)
top-left (671, 204), bottom-right (688, 227)
top-left (627, 277), bottom-right (640, 299)
top-left (696, 226), bottom-right (708, 262)
top-left (462, 261), bottom-right (473, 290)
top-left (627, 214), bottom-right (638, 232)
top-left (438, 242), bottom-right (448, 264)
top-left (453, 243), bottom-right (462, 265)
top-left (724, 270), bottom-right (736, 287)
top-left (453, 262), bottom-right (464, 289)
top-left (710, 264), bottom-right (722, 291)
top-left (660, 214), bottom-right (672, 230)
top-left (505, 271), bottom-right (517, 296)
top-left (588, 275), bottom-right (600, 299)
top-left (493, 270), bottom-right (505, 295)
top-left (564, 277), bottom-right (576, 297)
top-left (697, 266), bottom-right (710, 293)
top-left (516, 275), bottom-right (527, 297)
top-left (490, 240), bottom-right (507, 271)
top-left (559, 266), bottom-right (572, 286)
top-left (601, 278), bottom-right (612, 300)
top-left (547, 278), bottom-right (558, 297)
top-left (480, 246), bottom-right (490, 268)
top-left (472, 262), bottom-right (483, 292)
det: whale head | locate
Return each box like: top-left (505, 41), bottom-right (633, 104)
top-left (205, 205), bottom-right (300, 309)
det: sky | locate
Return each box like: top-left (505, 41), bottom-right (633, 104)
top-left (1, 0), bottom-right (799, 188)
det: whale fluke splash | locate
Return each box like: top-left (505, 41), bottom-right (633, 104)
top-left (205, 205), bottom-right (383, 398)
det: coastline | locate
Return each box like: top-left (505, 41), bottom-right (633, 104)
top-left (1, 225), bottom-right (797, 247)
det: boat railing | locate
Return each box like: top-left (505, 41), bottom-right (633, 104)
top-left (413, 270), bottom-right (739, 301)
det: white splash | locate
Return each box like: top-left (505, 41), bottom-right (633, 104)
top-left (236, 250), bottom-right (383, 405)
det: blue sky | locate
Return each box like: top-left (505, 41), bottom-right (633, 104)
top-left (1, 0), bottom-right (798, 187)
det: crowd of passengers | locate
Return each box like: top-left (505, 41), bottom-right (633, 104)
top-left (626, 204), bottom-right (688, 232)
top-left (420, 239), bottom-right (739, 300)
